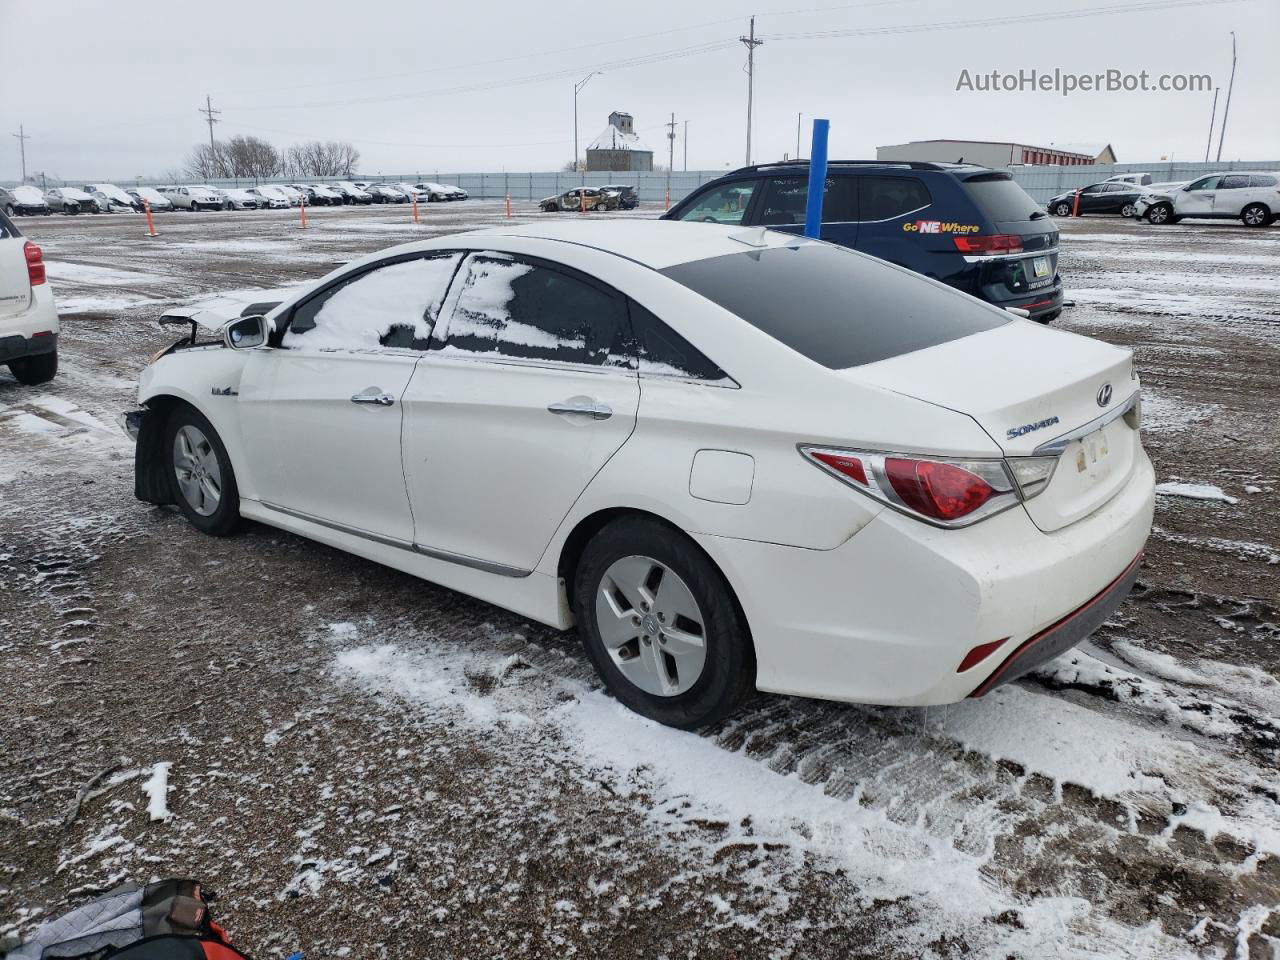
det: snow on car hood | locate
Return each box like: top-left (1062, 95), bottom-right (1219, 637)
top-left (160, 287), bottom-right (303, 331)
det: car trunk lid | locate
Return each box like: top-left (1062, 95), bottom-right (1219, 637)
top-left (847, 321), bottom-right (1141, 532)
top-left (0, 229), bottom-right (33, 320)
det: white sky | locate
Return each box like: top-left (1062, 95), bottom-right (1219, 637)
top-left (3, 0), bottom-right (1277, 180)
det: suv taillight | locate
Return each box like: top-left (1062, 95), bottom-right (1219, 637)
top-left (801, 447), bottom-right (1027, 528)
top-left (24, 241), bottom-right (46, 286)
top-left (952, 234), bottom-right (1024, 255)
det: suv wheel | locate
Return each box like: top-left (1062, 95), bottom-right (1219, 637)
top-left (1052, 201), bottom-right (1072, 217)
top-left (1242, 203), bottom-right (1270, 227)
top-left (573, 516), bottom-right (754, 729)
top-left (8, 349), bottom-right (57, 385)
top-left (1146, 203), bottom-right (1175, 225)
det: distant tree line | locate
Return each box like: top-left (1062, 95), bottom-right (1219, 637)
top-left (184, 135), bottom-right (360, 181)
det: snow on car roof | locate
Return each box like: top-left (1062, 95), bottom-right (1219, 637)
top-left (463, 220), bottom-right (813, 270)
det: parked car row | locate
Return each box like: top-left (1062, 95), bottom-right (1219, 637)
top-left (0, 179), bottom-right (470, 217)
top-left (1044, 170), bottom-right (1279, 227)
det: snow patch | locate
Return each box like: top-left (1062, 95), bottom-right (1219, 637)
top-left (143, 761), bottom-right (173, 821)
top-left (1155, 482), bottom-right (1239, 504)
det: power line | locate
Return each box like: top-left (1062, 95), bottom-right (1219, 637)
top-left (740, 16), bottom-right (764, 167)
top-left (12, 124), bottom-right (30, 183)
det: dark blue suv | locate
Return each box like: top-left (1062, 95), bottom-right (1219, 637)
top-left (662, 160), bottom-right (1062, 323)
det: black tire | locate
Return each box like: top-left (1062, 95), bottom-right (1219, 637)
top-left (1052, 202), bottom-right (1072, 217)
top-left (1242, 203), bottom-right (1270, 228)
top-left (1121, 203), bottom-right (1135, 218)
top-left (163, 404), bottom-right (241, 536)
top-left (8, 349), bottom-right (57, 385)
top-left (573, 516), bottom-right (754, 729)
top-left (3, 204), bottom-right (13, 217)
top-left (1146, 203), bottom-right (1174, 225)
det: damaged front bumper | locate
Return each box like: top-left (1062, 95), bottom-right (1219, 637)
top-left (117, 409), bottom-right (144, 441)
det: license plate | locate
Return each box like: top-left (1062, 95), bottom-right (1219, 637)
top-left (1032, 256), bottom-right (1050, 279)
top-left (1076, 427), bottom-right (1111, 473)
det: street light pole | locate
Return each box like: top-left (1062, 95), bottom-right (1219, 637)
top-left (573, 72), bottom-right (600, 182)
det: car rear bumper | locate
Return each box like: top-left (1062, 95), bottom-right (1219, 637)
top-left (1001, 283), bottom-right (1063, 320)
top-left (0, 331), bottom-right (57, 364)
top-left (694, 446), bottom-right (1154, 706)
top-left (0, 284), bottom-right (61, 352)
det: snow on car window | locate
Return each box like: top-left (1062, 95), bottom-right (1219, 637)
top-left (629, 301), bottom-right (729, 382)
top-left (284, 254), bottom-right (462, 351)
top-left (441, 255), bottom-right (631, 368)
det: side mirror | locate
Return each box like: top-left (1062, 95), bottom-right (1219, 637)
top-left (225, 315), bottom-right (268, 350)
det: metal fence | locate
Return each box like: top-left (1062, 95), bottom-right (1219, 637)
top-left (7, 160), bottom-right (1280, 206)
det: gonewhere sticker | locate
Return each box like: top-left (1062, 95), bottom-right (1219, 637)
top-left (903, 220), bottom-right (980, 234)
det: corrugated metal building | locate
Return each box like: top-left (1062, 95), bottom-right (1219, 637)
top-left (877, 139), bottom-right (1116, 167)
top-left (585, 112), bottom-right (654, 172)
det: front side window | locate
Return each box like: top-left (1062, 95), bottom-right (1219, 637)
top-left (283, 253), bottom-right (463, 351)
top-left (858, 176), bottom-right (932, 221)
top-left (755, 177), bottom-right (856, 225)
top-left (439, 254), bottom-right (630, 368)
top-left (1187, 176), bottom-right (1220, 191)
top-left (676, 182), bottom-right (757, 225)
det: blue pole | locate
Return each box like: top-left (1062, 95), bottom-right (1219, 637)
top-left (803, 119), bottom-right (829, 239)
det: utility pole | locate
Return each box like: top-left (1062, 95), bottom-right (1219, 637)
top-left (12, 124), bottom-right (30, 183)
top-left (683, 120), bottom-right (688, 172)
top-left (796, 113), bottom-right (802, 161)
top-left (198, 95), bottom-right (221, 165)
top-left (1204, 87), bottom-right (1219, 162)
top-left (667, 113), bottom-right (676, 200)
top-left (739, 16), bottom-right (764, 167)
top-left (573, 72), bottom-right (600, 182)
top-left (1215, 32), bottom-right (1237, 162)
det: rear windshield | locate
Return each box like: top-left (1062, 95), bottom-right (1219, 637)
top-left (961, 173), bottom-right (1042, 222)
top-left (660, 242), bottom-right (1007, 369)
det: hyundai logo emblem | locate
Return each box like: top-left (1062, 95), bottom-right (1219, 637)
top-left (1096, 383), bottom-right (1113, 408)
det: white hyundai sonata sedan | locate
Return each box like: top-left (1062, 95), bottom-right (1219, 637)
top-left (122, 220), bottom-right (1154, 728)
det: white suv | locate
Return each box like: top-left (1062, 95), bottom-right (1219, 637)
top-left (1141, 172), bottom-right (1280, 227)
top-left (0, 210), bottom-right (59, 385)
top-left (161, 185), bottom-right (223, 211)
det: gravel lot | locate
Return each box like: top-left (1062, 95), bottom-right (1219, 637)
top-left (2, 201), bottom-right (1277, 959)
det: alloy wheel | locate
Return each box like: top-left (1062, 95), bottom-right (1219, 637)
top-left (594, 555), bottom-right (707, 697)
top-left (173, 424), bottom-right (223, 517)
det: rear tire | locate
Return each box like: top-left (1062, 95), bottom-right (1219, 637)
top-left (163, 405), bottom-right (240, 537)
top-left (1242, 203), bottom-right (1270, 227)
top-left (1121, 203), bottom-right (1135, 218)
top-left (573, 516), bottom-right (754, 729)
top-left (8, 349), bottom-right (57, 385)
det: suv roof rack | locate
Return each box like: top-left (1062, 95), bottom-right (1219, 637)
top-left (739, 159), bottom-right (987, 173)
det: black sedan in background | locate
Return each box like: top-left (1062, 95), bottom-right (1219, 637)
top-left (1046, 181), bottom-right (1145, 218)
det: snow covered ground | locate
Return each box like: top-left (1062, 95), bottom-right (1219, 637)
top-left (1, 208), bottom-right (1277, 958)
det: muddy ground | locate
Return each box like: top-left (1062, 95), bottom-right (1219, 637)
top-left (1, 202), bottom-right (1277, 959)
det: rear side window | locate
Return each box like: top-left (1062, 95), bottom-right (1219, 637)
top-left (675, 182), bottom-right (757, 225)
top-left (284, 252), bottom-right (462, 350)
top-left (628, 301), bottom-right (729, 382)
top-left (440, 254), bottom-right (631, 368)
top-left (661, 243), bottom-right (1007, 369)
top-left (858, 176), bottom-right (932, 221)
top-left (961, 173), bottom-right (1041, 222)
top-left (755, 177), bottom-right (857, 225)
top-left (1250, 175), bottom-right (1278, 187)
top-left (0, 210), bottom-right (20, 240)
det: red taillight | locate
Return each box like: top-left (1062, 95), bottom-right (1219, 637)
top-left (24, 241), bottom-right (46, 286)
top-left (952, 234), bottom-right (1024, 255)
top-left (957, 638), bottom-right (1008, 673)
top-left (885, 459), bottom-right (996, 522)
top-left (810, 451), bottom-right (868, 486)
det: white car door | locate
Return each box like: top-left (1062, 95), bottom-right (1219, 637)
top-left (237, 252), bottom-right (464, 542)
top-left (1178, 176), bottom-right (1218, 216)
top-left (400, 251), bottom-right (639, 574)
top-left (1212, 174), bottom-right (1251, 216)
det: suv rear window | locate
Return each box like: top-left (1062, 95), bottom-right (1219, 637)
top-left (961, 173), bottom-right (1041, 222)
top-left (661, 243), bottom-right (1007, 369)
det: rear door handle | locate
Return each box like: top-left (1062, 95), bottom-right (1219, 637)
top-left (548, 400), bottom-right (612, 421)
top-left (351, 389), bottom-right (396, 406)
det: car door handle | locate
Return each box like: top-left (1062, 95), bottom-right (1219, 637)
top-left (548, 401), bottom-right (612, 421)
top-left (351, 390), bottom-right (396, 406)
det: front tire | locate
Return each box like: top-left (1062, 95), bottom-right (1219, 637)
top-left (1052, 202), bottom-right (1072, 217)
top-left (1146, 203), bottom-right (1174, 225)
top-left (164, 405), bottom-right (240, 536)
top-left (8, 349), bottom-right (57, 385)
top-left (573, 517), bottom-right (754, 729)
top-left (1242, 203), bottom-right (1270, 227)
